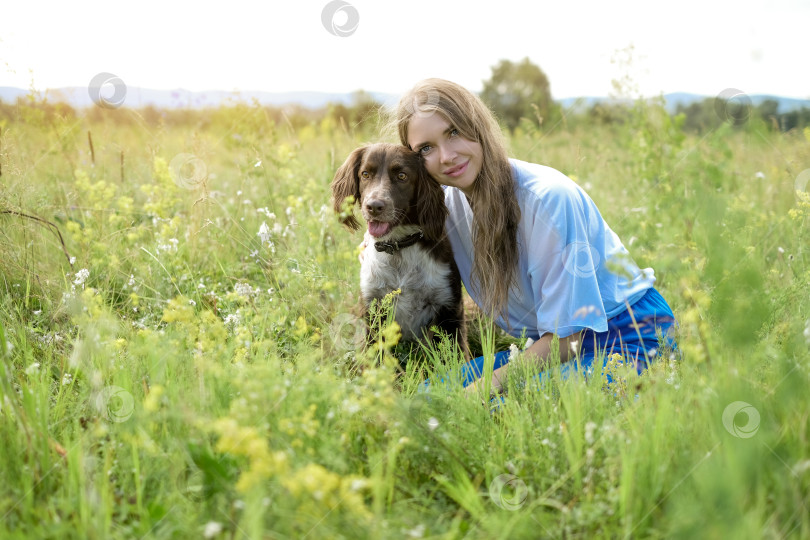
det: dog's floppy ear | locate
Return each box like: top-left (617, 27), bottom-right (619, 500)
top-left (415, 160), bottom-right (448, 242)
top-left (331, 146), bottom-right (365, 231)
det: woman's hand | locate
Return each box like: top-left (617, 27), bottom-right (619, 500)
top-left (463, 332), bottom-right (582, 401)
top-left (464, 364), bottom-right (507, 398)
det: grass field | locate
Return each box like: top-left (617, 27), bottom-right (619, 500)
top-left (1, 97), bottom-right (809, 539)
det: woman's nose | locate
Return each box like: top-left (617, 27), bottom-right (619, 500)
top-left (439, 144), bottom-right (456, 164)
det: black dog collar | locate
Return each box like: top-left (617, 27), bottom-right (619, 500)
top-left (374, 231), bottom-right (424, 255)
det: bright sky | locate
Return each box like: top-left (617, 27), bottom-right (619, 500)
top-left (1, 0), bottom-right (807, 100)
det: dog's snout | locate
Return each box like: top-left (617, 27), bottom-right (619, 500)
top-left (365, 199), bottom-right (386, 216)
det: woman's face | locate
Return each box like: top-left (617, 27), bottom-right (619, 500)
top-left (406, 112), bottom-right (483, 195)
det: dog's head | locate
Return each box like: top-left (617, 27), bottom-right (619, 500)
top-left (330, 143), bottom-right (447, 241)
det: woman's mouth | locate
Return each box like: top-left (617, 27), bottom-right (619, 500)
top-left (443, 161), bottom-right (468, 178)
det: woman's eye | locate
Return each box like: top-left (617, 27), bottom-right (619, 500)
top-left (397, 172), bottom-right (407, 181)
top-left (418, 145), bottom-right (432, 155)
top-left (361, 171), bottom-right (370, 178)
top-left (449, 128), bottom-right (459, 137)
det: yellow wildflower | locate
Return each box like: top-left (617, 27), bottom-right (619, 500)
top-left (143, 384), bottom-right (164, 413)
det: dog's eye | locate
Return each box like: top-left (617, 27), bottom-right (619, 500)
top-left (397, 172), bottom-right (407, 181)
top-left (361, 171), bottom-right (370, 179)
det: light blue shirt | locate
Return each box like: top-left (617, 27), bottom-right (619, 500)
top-left (443, 158), bottom-right (655, 339)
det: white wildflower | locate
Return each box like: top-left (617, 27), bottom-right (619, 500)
top-left (585, 421), bottom-right (598, 445)
top-left (427, 417), bottom-right (439, 431)
top-left (349, 479), bottom-right (367, 491)
top-left (73, 268), bottom-right (90, 286)
top-left (156, 238), bottom-right (179, 254)
top-left (233, 282), bottom-right (258, 299)
top-left (257, 207), bottom-right (276, 220)
top-left (257, 222), bottom-right (271, 244)
top-left (224, 313), bottom-right (240, 331)
top-left (203, 521), bottom-right (223, 538)
top-left (343, 399), bottom-right (360, 415)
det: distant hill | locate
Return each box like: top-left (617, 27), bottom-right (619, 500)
top-left (558, 92), bottom-right (810, 114)
top-left (0, 86), bottom-right (399, 110)
top-left (1, 86), bottom-right (808, 114)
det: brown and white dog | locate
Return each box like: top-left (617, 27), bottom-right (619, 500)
top-left (331, 143), bottom-right (469, 360)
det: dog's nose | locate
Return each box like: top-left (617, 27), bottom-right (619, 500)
top-left (365, 199), bottom-right (386, 216)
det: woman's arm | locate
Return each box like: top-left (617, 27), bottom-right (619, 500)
top-left (466, 331), bottom-right (583, 396)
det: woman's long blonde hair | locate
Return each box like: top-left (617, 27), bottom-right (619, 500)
top-left (394, 78), bottom-right (520, 324)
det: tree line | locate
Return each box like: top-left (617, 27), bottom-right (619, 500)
top-left (2, 58), bottom-right (806, 135)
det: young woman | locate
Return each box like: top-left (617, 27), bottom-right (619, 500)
top-left (394, 78), bottom-right (677, 395)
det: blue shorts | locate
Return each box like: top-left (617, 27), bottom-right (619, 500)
top-left (426, 287), bottom-right (678, 389)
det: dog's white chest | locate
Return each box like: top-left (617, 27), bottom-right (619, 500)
top-left (360, 239), bottom-right (454, 340)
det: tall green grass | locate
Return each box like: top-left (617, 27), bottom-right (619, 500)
top-left (0, 99), bottom-right (808, 538)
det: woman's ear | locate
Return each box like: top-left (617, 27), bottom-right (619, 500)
top-left (416, 163), bottom-right (448, 242)
top-left (331, 146), bottom-right (365, 230)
